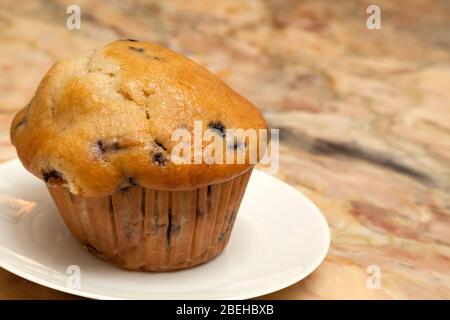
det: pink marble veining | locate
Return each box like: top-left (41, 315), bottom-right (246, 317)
top-left (0, 0), bottom-right (449, 299)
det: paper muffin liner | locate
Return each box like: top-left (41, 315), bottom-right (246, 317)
top-left (46, 168), bottom-right (253, 271)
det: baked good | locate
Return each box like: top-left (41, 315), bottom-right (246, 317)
top-left (10, 40), bottom-right (268, 271)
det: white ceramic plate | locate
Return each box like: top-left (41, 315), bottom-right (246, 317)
top-left (0, 159), bottom-right (330, 300)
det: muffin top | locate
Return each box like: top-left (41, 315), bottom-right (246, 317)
top-left (10, 40), bottom-right (268, 197)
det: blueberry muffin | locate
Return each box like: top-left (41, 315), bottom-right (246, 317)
top-left (10, 40), bottom-right (268, 271)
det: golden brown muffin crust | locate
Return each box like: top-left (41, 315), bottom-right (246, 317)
top-left (10, 40), bottom-right (268, 196)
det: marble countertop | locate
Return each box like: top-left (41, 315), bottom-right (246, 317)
top-left (0, 0), bottom-right (449, 299)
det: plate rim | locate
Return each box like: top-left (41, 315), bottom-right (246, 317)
top-left (0, 158), bottom-right (330, 300)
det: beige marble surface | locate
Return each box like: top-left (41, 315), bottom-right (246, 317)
top-left (0, 0), bottom-right (449, 299)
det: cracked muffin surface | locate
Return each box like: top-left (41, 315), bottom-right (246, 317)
top-left (10, 40), bottom-right (268, 196)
